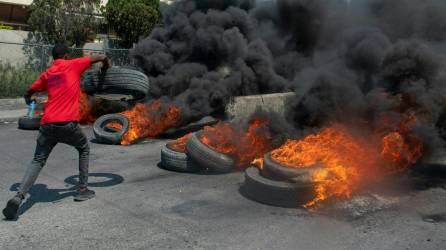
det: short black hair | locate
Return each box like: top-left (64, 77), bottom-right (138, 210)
top-left (52, 44), bottom-right (69, 59)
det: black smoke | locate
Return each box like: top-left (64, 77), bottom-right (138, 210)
top-left (132, 0), bottom-right (446, 152)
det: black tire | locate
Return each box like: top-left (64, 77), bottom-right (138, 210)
top-left (186, 133), bottom-right (235, 173)
top-left (160, 144), bottom-right (200, 173)
top-left (82, 67), bottom-right (149, 100)
top-left (93, 114), bottom-right (129, 145)
top-left (18, 116), bottom-right (41, 130)
top-left (163, 116), bottom-right (219, 137)
top-left (262, 153), bottom-right (321, 181)
top-left (241, 167), bottom-right (315, 208)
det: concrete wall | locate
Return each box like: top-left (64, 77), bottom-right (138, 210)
top-left (0, 29), bottom-right (29, 65)
top-left (225, 92), bottom-right (296, 121)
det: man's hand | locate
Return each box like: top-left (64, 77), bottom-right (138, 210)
top-left (24, 88), bottom-right (37, 105)
top-left (101, 58), bottom-right (112, 73)
top-left (90, 54), bottom-right (112, 73)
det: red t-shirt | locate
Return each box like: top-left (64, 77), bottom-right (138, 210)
top-left (31, 57), bottom-right (91, 124)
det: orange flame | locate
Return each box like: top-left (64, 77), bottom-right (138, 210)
top-left (199, 118), bottom-right (271, 167)
top-left (106, 122), bottom-right (123, 130)
top-left (79, 91), bottom-right (96, 124)
top-left (251, 158), bottom-right (264, 170)
top-left (118, 101), bottom-right (181, 145)
top-left (270, 116), bottom-right (423, 208)
top-left (167, 133), bottom-right (192, 153)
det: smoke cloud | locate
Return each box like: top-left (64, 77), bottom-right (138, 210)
top-left (132, 0), bottom-right (446, 153)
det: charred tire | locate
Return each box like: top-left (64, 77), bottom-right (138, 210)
top-left (263, 153), bottom-right (320, 181)
top-left (186, 133), bottom-right (235, 173)
top-left (160, 144), bottom-right (200, 173)
top-left (82, 67), bottom-right (149, 100)
top-left (93, 114), bottom-right (129, 145)
top-left (241, 167), bottom-right (315, 208)
top-left (18, 116), bottom-right (41, 130)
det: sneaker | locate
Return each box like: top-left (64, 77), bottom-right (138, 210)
top-left (2, 195), bottom-right (23, 220)
top-left (74, 188), bottom-right (95, 202)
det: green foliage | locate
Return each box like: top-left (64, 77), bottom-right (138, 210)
top-left (0, 24), bottom-right (13, 30)
top-left (27, 0), bottom-right (102, 47)
top-left (105, 0), bottom-right (160, 48)
top-left (0, 64), bottom-right (40, 98)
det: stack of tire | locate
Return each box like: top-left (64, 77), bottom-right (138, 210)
top-left (241, 154), bottom-right (320, 208)
top-left (160, 132), bottom-right (235, 174)
top-left (82, 67), bottom-right (150, 118)
top-left (82, 67), bottom-right (150, 102)
top-left (85, 67), bottom-right (149, 144)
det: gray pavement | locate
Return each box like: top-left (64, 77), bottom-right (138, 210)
top-left (0, 122), bottom-right (445, 250)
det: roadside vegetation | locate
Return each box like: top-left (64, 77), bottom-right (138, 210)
top-left (0, 64), bottom-right (40, 98)
top-left (105, 0), bottom-right (161, 48)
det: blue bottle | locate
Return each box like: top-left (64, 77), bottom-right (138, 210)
top-left (27, 101), bottom-right (36, 118)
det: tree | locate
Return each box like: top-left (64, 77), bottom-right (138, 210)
top-left (105, 0), bottom-right (160, 48)
top-left (28, 0), bottom-right (102, 47)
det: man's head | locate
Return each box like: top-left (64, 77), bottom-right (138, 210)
top-left (52, 44), bottom-right (69, 60)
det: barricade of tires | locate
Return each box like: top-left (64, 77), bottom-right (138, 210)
top-left (159, 131), bottom-right (316, 207)
top-left (158, 132), bottom-right (234, 174)
top-left (241, 153), bottom-right (318, 207)
top-left (160, 143), bottom-right (200, 173)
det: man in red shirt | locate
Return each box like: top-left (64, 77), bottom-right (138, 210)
top-left (3, 44), bottom-right (110, 220)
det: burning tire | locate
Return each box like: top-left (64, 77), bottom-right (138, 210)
top-left (160, 144), bottom-right (200, 173)
top-left (241, 167), bottom-right (315, 208)
top-left (93, 114), bottom-right (129, 145)
top-left (186, 133), bottom-right (235, 173)
top-left (262, 153), bottom-right (320, 181)
top-left (82, 67), bottom-right (149, 100)
top-left (18, 116), bottom-right (41, 130)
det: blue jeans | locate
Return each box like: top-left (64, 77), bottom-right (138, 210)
top-left (17, 122), bottom-right (90, 196)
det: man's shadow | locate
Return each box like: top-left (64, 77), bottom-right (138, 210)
top-left (9, 173), bottom-right (124, 216)
top-left (9, 183), bottom-right (77, 216)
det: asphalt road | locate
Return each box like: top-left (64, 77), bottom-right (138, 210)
top-left (0, 122), bottom-right (445, 250)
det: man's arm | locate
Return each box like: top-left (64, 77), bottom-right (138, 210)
top-left (25, 72), bottom-right (48, 105)
top-left (90, 54), bottom-right (111, 72)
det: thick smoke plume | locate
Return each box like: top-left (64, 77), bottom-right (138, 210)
top-left (132, 0), bottom-right (446, 154)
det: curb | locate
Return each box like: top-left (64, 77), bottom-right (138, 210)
top-left (0, 98), bottom-right (26, 122)
top-left (0, 98), bottom-right (25, 106)
top-left (0, 109), bottom-right (27, 122)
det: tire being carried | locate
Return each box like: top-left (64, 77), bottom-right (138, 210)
top-left (160, 143), bottom-right (200, 173)
top-left (186, 133), bottom-right (235, 173)
top-left (93, 114), bottom-right (129, 145)
top-left (18, 116), bottom-right (41, 130)
top-left (82, 67), bottom-right (149, 101)
top-left (241, 167), bottom-right (315, 208)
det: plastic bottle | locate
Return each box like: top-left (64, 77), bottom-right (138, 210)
top-left (27, 101), bottom-right (36, 118)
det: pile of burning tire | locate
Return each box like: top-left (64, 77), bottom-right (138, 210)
top-left (159, 127), bottom-right (317, 208)
top-left (161, 133), bottom-right (235, 173)
top-left (158, 117), bottom-right (425, 209)
top-left (79, 67), bottom-right (150, 128)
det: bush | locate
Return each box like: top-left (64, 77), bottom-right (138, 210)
top-left (0, 64), bottom-right (40, 98)
top-left (105, 0), bottom-right (160, 48)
